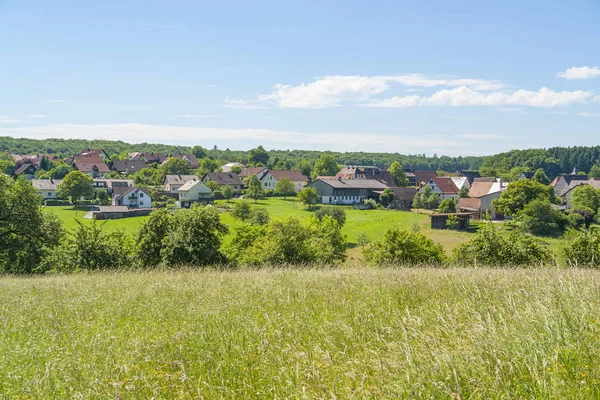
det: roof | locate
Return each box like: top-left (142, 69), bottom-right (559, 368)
top-left (170, 153), bottom-right (199, 168)
top-left (132, 152), bottom-right (167, 163)
top-left (265, 170), bottom-right (309, 182)
top-left (312, 178), bottom-right (388, 190)
top-left (238, 167), bottom-right (267, 177)
top-left (204, 172), bottom-right (243, 185)
top-left (221, 162), bottom-right (246, 172)
top-left (15, 163), bottom-right (34, 175)
top-left (111, 160), bottom-right (148, 173)
top-left (31, 179), bottom-right (62, 190)
top-left (459, 170), bottom-right (481, 184)
top-left (520, 172), bottom-right (535, 179)
top-left (474, 177), bottom-right (497, 183)
top-left (164, 175), bottom-right (199, 185)
top-left (98, 206), bottom-right (129, 213)
top-left (468, 182), bottom-right (495, 198)
top-left (178, 179), bottom-right (212, 192)
top-left (451, 176), bottom-right (468, 189)
top-left (413, 170), bottom-right (438, 184)
top-left (431, 212), bottom-right (475, 217)
top-left (430, 176), bottom-right (459, 194)
top-left (94, 178), bottom-right (135, 188)
top-left (457, 197), bottom-right (482, 211)
top-left (72, 155), bottom-right (110, 173)
top-left (564, 179), bottom-right (600, 194)
top-left (113, 186), bottom-right (151, 201)
top-left (390, 187), bottom-right (417, 201)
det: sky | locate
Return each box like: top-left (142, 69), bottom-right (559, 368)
top-left (1, 0), bottom-right (599, 156)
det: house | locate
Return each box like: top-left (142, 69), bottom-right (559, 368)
top-left (164, 175), bottom-right (199, 193)
top-left (80, 148), bottom-right (111, 161)
top-left (131, 152), bottom-right (167, 164)
top-left (70, 155), bottom-right (110, 178)
top-left (239, 167), bottom-right (268, 183)
top-left (389, 187), bottom-right (418, 210)
top-left (562, 180), bottom-right (600, 210)
top-left (14, 163), bottom-right (37, 179)
top-left (412, 170), bottom-right (439, 186)
top-left (112, 186), bottom-right (152, 208)
top-left (306, 178), bottom-right (388, 205)
top-left (451, 176), bottom-right (470, 192)
top-left (459, 171), bottom-right (481, 185)
top-left (31, 179), bottom-right (62, 200)
top-left (336, 165), bottom-right (396, 187)
top-left (110, 160), bottom-right (148, 174)
top-left (553, 173), bottom-right (589, 198)
top-left (202, 172), bottom-right (243, 193)
top-left (518, 171), bottom-right (535, 180)
top-left (177, 179), bottom-right (214, 207)
top-left (261, 170), bottom-right (309, 192)
top-left (168, 153), bottom-right (199, 169)
top-left (456, 179), bottom-right (506, 219)
top-left (93, 179), bottom-right (134, 194)
top-left (221, 162), bottom-right (246, 172)
top-left (419, 176), bottom-right (460, 200)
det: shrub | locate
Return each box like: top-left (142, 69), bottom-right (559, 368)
top-left (136, 209), bottom-right (172, 267)
top-left (356, 232), bottom-right (370, 247)
top-left (363, 198), bottom-right (377, 209)
top-left (438, 198), bottom-right (456, 213)
top-left (249, 207), bottom-right (270, 226)
top-left (232, 200), bottom-right (252, 222)
top-left (453, 222), bottom-right (551, 267)
top-left (519, 199), bottom-right (562, 236)
top-left (314, 207), bottom-right (347, 227)
top-left (446, 215), bottom-right (459, 230)
top-left (363, 228), bottom-right (445, 266)
top-left (297, 187), bottom-right (320, 210)
top-left (426, 193), bottom-right (441, 210)
top-left (565, 212), bottom-right (586, 230)
top-left (562, 230), bottom-right (600, 267)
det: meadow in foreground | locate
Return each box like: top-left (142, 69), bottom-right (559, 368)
top-left (2, 268), bottom-right (600, 398)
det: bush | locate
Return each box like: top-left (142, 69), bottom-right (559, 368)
top-left (314, 207), bottom-right (346, 227)
top-left (438, 198), bottom-right (456, 213)
top-left (562, 229), bottom-right (600, 267)
top-left (363, 228), bottom-right (445, 266)
top-left (453, 222), bottom-right (552, 267)
top-left (232, 200), bottom-right (252, 222)
top-left (249, 207), bottom-right (270, 226)
top-left (519, 199), bottom-right (562, 236)
top-left (565, 212), bottom-right (586, 230)
top-left (363, 199), bottom-right (377, 209)
top-left (356, 232), bottom-right (370, 247)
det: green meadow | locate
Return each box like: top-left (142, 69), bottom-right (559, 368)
top-left (2, 268), bottom-right (600, 398)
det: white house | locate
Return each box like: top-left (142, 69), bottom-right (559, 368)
top-left (31, 179), bottom-right (62, 200)
top-left (221, 162), bottom-right (246, 173)
top-left (456, 179), bottom-right (506, 219)
top-left (260, 170), bottom-right (309, 193)
top-left (112, 186), bottom-right (152, 208)
top-left (164, 175), bottom-right (199, 193)
top-left (451, 176), bottom-right (470, 192)
top-left (419, 177), bottom-right (460, 200)
top-left (177, 179), bottom-right (214, 207)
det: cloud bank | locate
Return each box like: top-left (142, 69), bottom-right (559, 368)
top-left (557, 66), bottom-right (600, 80)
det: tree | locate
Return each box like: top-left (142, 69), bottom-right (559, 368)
top-left (222, 184), bottom-right (234, 202)
top-left (412, 193), bottom-right (425, 212)
top-left (232, 200), bottom-right (252, 222)
top-left (458, 186), bottom-right (470, 198)
top-left (378, 187), bottom-right (395, 206)
top-left (426, 192), bottom-right (441, 210)
top-left (532, 168), bottom-right (550, 185)
top-left (136, 209), bottom-right (172, 267)
top-left (0, 175), bottom-right (63, 273)
top-left (519, 199), bottom-right (562, 236)
top-left (250, 207), bottom-right (270, 226)
top-left (245, 175), bottom-right (265, 203)
top-left (453, 222), bottom-right (551, 266)
top-left (206, 180), bottom-right (220, 192)
top-left (388, 161), bottom-right (408, 187)
top-left (200, 158), bottom-right (219, 172)
top-left (363, 228), bottom-right (445, 266)
top-left (96, 189), bottom-right (111, 205)
top-left (311, 154), bottom-right (341, 179)
top-left (297, 187), bottom-right (320, 209)
top-left (563, 230), bottom-right (600, 267)
top-left (57, 170), bottom-right (94, 211)
top-left (298, 159), bottom-right (313, 178)
top-left (230, 166), bottom-right (243, 174)
top-left (438, 198), bottom-right (456, 213)
top-left (192, 145), bottom-right (208, 159)
top-left (160, 205), bottom-right (229, 266)
top-left (315, 207), bottom-right (347, 227)
top-left (493, 179), bottom-right (558, 217)
top-left (446, 215), bottom-right (459, 230)
top-left (274, 177), bottom-right (296, 200)
top-left (589, 165), bottom-right (600, 179)
top-left (571, 184), bottom-right (600, 214)
top-left (162, 158), bottom-right (191, 175)
top-left (249, 145), bottom-right (269, 166)
top-left (421, 185), bottom-right (433, 199)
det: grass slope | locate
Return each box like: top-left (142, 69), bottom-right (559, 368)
top-left (2, 268), bottom-right (599, 398)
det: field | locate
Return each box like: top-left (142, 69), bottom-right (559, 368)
top-left (2, 267), bottom-right (600, 398)
top-left (43, 198), bottom-right (475, 258)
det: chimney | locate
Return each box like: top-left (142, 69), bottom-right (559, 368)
top-left (338, 176), bottom-right (342, 182)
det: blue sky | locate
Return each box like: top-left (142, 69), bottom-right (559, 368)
top-left (1, 0), bottom-right (599, 155)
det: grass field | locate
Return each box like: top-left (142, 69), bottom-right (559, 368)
top-left (2, 267), bottom-right (600, 398)
top-left (43, 206), bottom-right (150, 233)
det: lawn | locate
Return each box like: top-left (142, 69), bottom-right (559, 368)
top-left (2, 267), bottom-right (600, 398)
top-left (43, 206), bottom-right (150, 233)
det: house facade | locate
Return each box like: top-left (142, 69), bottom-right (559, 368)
top-left (31, 179), bottom-right (62, 200)
top-left (71, 155), bottom-right (110, 178)
top-left (112, 186), bottom-right (152, 208)
top-left (221, 162), bottom-right (246, 172)
top-left (202, 172), bottom-right (243, 193)
top-left (164, 175), bottom-right (199, 193)
top-left (554, 174), bottom-right (589, 198)
top-left (456, 179), bottom-right (506, 219)
top-left (260, 170), bottom-right (309, 192)
top-left (177, 179), bottom-right (214, 207)
top-left (239, 167), bottom-right (268, 185)
top-left (307, 178), bottom-right (388, 204)
top-left (419, 177), bottom-right (460, 200)
top-left (562, 180), bottom-right (600, 210)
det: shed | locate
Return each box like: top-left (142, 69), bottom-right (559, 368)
top-left (430, 212), bottom-right (473, 230)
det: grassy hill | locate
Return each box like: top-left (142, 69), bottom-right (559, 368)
top-left (2, 268), bottom-right (599, 398)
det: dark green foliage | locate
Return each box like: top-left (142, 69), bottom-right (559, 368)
top-left (379, 187), bottom-right (395, 206)
top-left (136, 209), bottom-right (172, 266)
top-left (57, 170), bottom-right (94, 206)
top-left (314, 207), bottom-right (347, 227)
top-left (43, 221), bottom-right (132, 272)
top-left (562, 230), bottom-right (600, 267)
top-left (571, 185), bottom-right (600, 214)
top-left (412, 193), bottom-right (425, 210)
top-left (163, 158), bottom-right (191, 175)
top-left (363, 228), bottom-right (445, 266)
top-left (249, 145), bottom-right (269, 166)
top-left (222, 184), bottom-right (234, 201)
top-left (519, 199), bottom-right (563, 236)
top-left (446, 215), bottom-right (459, 230)
top-left (458, 186), bottom-right (470, 198)
top-left (532, 168), bottom-right (550, 185)
top-left (249, 207), bottom-right (270, 226)
top-left (493, 179), bottom-right (558, 217)
top-left (232, 200), bottom-right (252, 222)
top-left (95, 189), bottom-right (111, 206)
top-left (245, 175), bottom-right (265, 203)
top-left (388, 161), bottom-right (408, 187)
top-left (274, 177), bottom-right (296, 199)
top-left (311, 154), bottom-right (341, 179)
top-left (453, 222), bottom-right (552, 266)
top-left (0, 176), bottom-right (63, 273)
top-left (297, 187), bottom-right (320, 209)
top-left (426, 192), bottom-right (441, 210)
top-left (438, 198), bottom-right (456, 213)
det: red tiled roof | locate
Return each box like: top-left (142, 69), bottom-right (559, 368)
top-left (457, 197), bottom-right (481, 211)
top-left (431, 176), bottom-right (459, 194)
top-left (267, 170), bottom-right (309, 182)
top-left (238, 167), bottom-right (267, 177)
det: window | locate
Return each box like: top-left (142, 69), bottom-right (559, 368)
top-left (140, 193), bottom-right (144, 197)
top-left (48, 192), bottom-right (52, 196)
top-left (140, 201), bottom-right (143, 205)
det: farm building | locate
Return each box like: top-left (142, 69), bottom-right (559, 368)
top-left (430, 212), bottom-right (473, 230)
top-left (307, 177), bottom-right (388, 205)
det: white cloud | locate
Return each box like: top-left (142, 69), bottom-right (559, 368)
top-left (557, 66), bottom-right (600, 80)
top-left (579, 112), bottom-right (600, 117)
top-left (226, 74), bottom-right (504, 109)
top-left (0, 116), bottom-right (23, 124)
top-left (44, 99), bottom-right (68, 103)
top-left (26, 114), bottom-right (47, 118)
top-left (366, 86), bottom-right (595, 108)
top-left (0, 123), bottom-right (498, 155)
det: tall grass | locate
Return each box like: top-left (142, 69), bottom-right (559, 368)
top-left (2, 268), bottom-right (600, 398)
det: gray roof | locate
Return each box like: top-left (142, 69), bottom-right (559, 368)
top-left (164, 175), bottom-right (199, 185)
top-left (204, 172), bottom-right (243, 186)
top-left (312, 178), bottom-right (388, 189)
top-left (98, 206), bottom-right (129, 213)
top-left (31, 179), bottom-right (62, 190)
